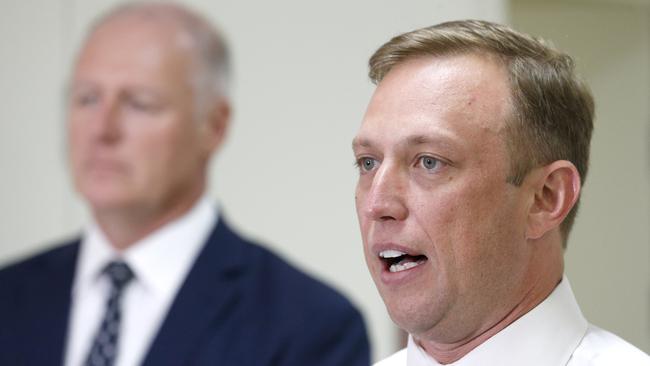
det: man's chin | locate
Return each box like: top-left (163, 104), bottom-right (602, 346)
top-left (383, 295), bottom-right (443, 336)
top-left (81, 190), bottom-right (139, 215)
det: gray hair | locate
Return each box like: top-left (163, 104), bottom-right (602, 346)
top-left (86, 1), bottom-right (230, 114)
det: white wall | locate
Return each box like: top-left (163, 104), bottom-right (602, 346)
top-left (3, 0), bottom-right (648, 359)
top-left (0, 0), bottom-right (507, 361)
top-left (513, 0), bottom-right (650, 353)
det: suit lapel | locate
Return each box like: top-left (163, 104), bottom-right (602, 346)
top-left (142, 219), bottom-right (246, 366)
top-left (21, 242), bottom-right (79, 365)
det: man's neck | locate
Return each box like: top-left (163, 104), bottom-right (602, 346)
top-left (93, 191), bottom-right (205, 251)
top-left (417, 279), bottom-right (560, 363)
top-left (417, 243), bottom-right (564, 364)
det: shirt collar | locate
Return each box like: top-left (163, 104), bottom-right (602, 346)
top-left (74, 196), bottom-right (218, 299)
top-left (407, 276), bottom-right (589, 366)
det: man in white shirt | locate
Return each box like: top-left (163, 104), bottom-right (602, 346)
top-left (352, 20), bottom-right (649, 365)
top-left (0, 3), bottom-right (369, 366)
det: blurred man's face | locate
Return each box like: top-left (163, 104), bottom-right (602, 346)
top-left (68, 17), bottom-right (214, 219)
top-left (353, 54), bottom-right (534, 343)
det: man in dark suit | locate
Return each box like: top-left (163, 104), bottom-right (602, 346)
top-left (0, 3), bottom-right (370, 365)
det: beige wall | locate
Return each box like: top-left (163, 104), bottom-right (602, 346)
top-left (0, 0), bottom-right (507, 361)
top-left (513, 0), bottom-right (650, 353)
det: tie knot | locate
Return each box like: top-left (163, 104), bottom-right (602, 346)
top-left (104, 261), bottom-right (134, 289)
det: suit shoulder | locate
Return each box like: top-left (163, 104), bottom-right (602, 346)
top-left (237, 238), bottom-right (363, 321)
top-left (234, 239), bottom-right (370, 364)
top-left (570, 325), bottom-right (650, 365)
top-left (0, 240), bottom-right (79, 286)
top-left (255, 242), bottom-right (352, 300)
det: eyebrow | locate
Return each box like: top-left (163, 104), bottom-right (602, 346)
top-left (352, 133), bottom-right (458, 152)
top-left (406, 134), bottom-right (457, 148)
top-left (351, 137), bottom-right (372, 151)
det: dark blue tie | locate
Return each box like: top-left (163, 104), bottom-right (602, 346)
top-left (84, 261), bottom-right (134, 366)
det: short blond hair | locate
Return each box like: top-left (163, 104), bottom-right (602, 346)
top-left (369, 20), bottom-right (594, 245)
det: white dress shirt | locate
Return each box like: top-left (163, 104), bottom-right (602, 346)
top-left (376, 277), bottom-right (650, 366)
top-left (64, 197), bottom-right (217, 366)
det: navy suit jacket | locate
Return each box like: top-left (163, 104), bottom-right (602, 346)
top-left (0, 218), bottom-right (370, 365)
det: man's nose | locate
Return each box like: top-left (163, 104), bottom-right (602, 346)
top-left (92, 98), bottom-right (122, 143)
top-left (364, 164), bottom-right (408, 222)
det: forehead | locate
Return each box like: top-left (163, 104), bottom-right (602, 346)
top-left (355, 54), bottom-right (513, 150)
top-left (73, 16), bottom-right (193, 84)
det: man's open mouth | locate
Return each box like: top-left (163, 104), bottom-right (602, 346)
top-left (379, 250), bottom-right (427, 273)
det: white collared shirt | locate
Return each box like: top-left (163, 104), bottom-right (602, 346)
top-left (64, 197), bottom-right (217, 366)
top-left (376, 278), bottom-right (650, 366)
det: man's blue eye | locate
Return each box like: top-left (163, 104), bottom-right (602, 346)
top-left (420, 156), bottom-right (439, 170)
top-left (359, 157), bottom-right (377, 172)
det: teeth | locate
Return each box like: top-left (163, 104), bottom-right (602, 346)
top-left (379, 250), bottom-right (406, 258)
top-left (389, 261), bottom-right (421, 273)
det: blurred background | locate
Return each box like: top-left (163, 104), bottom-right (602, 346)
top-left (0, 0), bottom-right (648, 360)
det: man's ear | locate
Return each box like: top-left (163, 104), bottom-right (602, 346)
top-left (202, 97), bottom-right (230, 154)
top-left (526, 160), bottom-right (581, 240)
